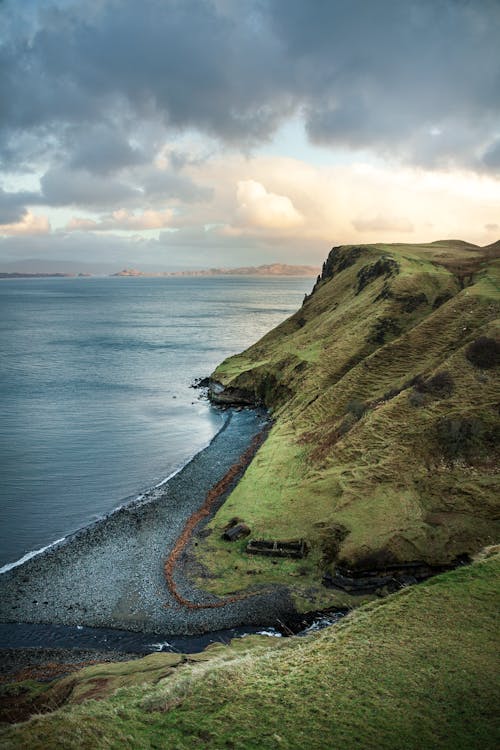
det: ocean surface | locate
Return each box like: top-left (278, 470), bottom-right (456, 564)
top-left (0, 275), bottom-right (312, 569)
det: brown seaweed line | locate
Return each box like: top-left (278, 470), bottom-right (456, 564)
top-left (163, 430), bottom-right (267, 610)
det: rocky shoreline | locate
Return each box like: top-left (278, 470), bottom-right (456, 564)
top-left (0, 408), bottom-right (296, 640)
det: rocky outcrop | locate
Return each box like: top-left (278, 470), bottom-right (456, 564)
top-left (324, 557), bottom-right (470, 594)
top-left (304, 245), bottom-right (366, 301)
top-left (356, 256), bottom-right (399, 294)
top-left (208, 381), bottom-right (258, 407)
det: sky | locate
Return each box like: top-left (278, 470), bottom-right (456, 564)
top-left (0, 0), bottom-right (499, 271)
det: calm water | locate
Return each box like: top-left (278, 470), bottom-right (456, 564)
top-left (0, 276), bottom-right (311, 568)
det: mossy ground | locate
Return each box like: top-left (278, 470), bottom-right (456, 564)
top-left (2, 553), bottom-right (499, 749)
top-left (194, 241), bottom-right (499, 607)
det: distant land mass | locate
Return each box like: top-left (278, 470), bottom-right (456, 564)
top-left (0, 259), bottom-right (115, 274)
top-left (0, 272), bottom-right (92, 279)
top-left (111, 263), bottom-right (320, 277)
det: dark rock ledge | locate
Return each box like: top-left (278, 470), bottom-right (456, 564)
top-left (324, 556), bottom-right (470, 595)
top-left (208, 380), bottom-right (259, 407)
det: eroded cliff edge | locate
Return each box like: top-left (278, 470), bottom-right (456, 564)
top-left (194, 239), bottom-right (499, 611)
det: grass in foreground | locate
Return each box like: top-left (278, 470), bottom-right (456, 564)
top-left (1, 552), bottom-right (499, 749)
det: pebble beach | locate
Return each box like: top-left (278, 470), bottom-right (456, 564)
top-left (0, 409), bottom-right (295, 639)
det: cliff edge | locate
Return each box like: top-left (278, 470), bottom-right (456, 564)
top-left (194, 240), bottom-right (499, 610)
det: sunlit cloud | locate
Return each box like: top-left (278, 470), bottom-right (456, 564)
top-left (235, 180), bottom-right (304, 230)
top-left (193, 154), bottom-right (500, 248)
top-left (0, 212), bottom-right (50, 236)
top-left (66, 209), bottom-right (175, 232)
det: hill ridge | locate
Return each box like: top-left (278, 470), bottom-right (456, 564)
top-left (192, 240), bottom-right (500, 612)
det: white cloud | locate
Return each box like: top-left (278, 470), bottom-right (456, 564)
top-left (235, 180), bottom-right (304, 229)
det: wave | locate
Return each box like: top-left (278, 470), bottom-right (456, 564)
top-left (0, 538), bottom-right (67, 575)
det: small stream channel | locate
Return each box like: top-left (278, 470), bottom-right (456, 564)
top-left (0, 609), bottom-right (346, 661)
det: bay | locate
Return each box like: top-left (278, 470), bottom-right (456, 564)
top-left (0, 276), bottom-right (311, 567)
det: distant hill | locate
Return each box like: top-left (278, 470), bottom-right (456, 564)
top-left (111, 263), bottom-right (320, 277)
top-left (0, 272), bottom-right (92, 279)
top-left (0, 259), bottom-right (111, 274)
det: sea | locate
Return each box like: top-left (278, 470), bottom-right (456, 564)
top-left (0, 275), bottom-right (313, 571)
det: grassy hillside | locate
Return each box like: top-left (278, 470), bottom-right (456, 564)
top-left (2, 551), bottom-right (499, 749)
top-left (193, 240), bottom-right (499, 609)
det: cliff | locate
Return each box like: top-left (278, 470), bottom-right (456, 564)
top-left (195, 239), bottom-right (499, 610)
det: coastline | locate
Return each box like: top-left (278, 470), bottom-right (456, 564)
top-left (0, 414), bottom-right (225, 578)
top-left (0, 407), bottom-right (295, 638)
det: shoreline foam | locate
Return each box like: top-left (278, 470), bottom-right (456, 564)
top-left (0, 408), bottom-right (295, 637)
top-left (0, 411), bottom-right (230, 577)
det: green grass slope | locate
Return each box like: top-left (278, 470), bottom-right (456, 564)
top-left (2, 552), bottom-right (499, 749)
top-left (194, 241), bottom-right (499, 608)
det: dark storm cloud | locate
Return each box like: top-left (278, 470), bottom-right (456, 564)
top-left (140, 168), bottom-right (213, 203)
top-left (40, 167), bottom-right (142, 208)
top-left (0, 0), bottom-right (289, 148)
top-left (67, 125), bottom-right (149, 175)
top-left (1, 0), bottom-right (499, 174)
top-left (267, 0), bottom-right (500, 168)
top-left (0, 188), bottom-right (41, 224)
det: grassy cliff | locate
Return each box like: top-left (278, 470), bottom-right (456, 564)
top-left (193, 240), bottom-right (499, 609)
top-left (2, 550), bottom-right (499, 748)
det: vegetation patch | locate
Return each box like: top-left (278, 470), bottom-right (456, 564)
top-left (367, 316), bottom-right (401, 344)
top-left (2, 555), bottom-right (499, 749)
top-left (436, 416), bottom-right (488, 461)
top-left (409, 371), bottom-right (455, 405)
top-left (465, 336), bottom-right (500, 369)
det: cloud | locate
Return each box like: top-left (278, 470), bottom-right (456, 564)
top-left (0, 0), bottom-right (498, 174)
top-left (140, 167), bottom-right (213, 203)
top-left (67, 124), bottom-right (149, 175)
top-left (1, 151), bottom-right (499, 267)
top-left (236, 180), bottom-right (303, 229)
top-left (0, 211), bottom-right (50, 235)
top-left (0, 188), bottom-right (40, 224)
top-left (485, 223), bottom-right (499, 232)
top-left (269, 0), bottom-right (500, 172)
top-left (40, 167), bottom-right (141, 208)
top-left (352, 214), bottom-right (414, 233)
top-left (66, 208), bottom-right (174, 231)
top-left (482, 139), bottom-right (500, 171)
top-left (0, 0), bottom-right (288, 151)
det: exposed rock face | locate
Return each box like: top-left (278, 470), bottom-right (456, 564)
top-left (208, 381), bottom-right (258, 406)
top-left (304, 245), bottom-right (365, 301)
top-left (324, 556), bottom-right (470, 594)
top-left (356, 256), bottom-right (399, 294)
